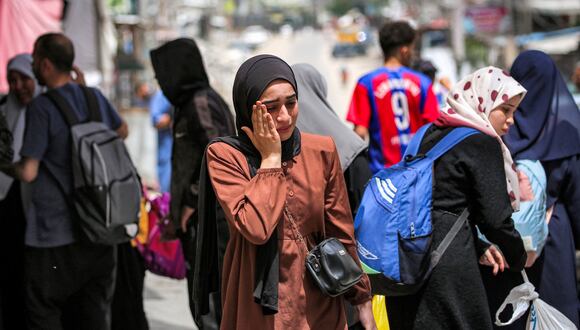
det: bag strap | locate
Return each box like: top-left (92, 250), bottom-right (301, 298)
top-left (494, 270), bottom-right (538, 326)
top-left (284, 204), bottom-right (309, 255)
top-left (79, 85), bottom-right (102, 122)
top-left (45, 89), bottom-right (79, 126)
top-left (45, 86), bottom-right (102, 126)
top-left (521, 270), bottom-right (530, 283)
top-left (428, 208), bottom-right (469, 271)
top-left (403, 123), bottom-right (432, 159)
top-left (425, 127), bottom-right (480, 160)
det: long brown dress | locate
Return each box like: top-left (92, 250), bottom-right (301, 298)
top-left (207, 132), bottom-right (372, 329)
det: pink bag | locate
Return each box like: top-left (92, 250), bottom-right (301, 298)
top-left (136, 192), bottom-right (186, 280)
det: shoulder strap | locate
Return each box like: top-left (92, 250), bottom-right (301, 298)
top-left (425, 127), bottom-right (480, 160)
top-left (428, 208), bottom-right (469, 271)
top-left (403, 123), bottom-right (432, 159)
top-left (45, 89), bottom-right (79, 126)
top-left (79, 85), bottom-right (102, 122)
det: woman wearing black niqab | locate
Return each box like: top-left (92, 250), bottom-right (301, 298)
top-left (203, 55), bottom-right (375, 329)
top-left (504, 50), bottom-right (580, 328)
top-left (150, 37), bottom-right (236, 328)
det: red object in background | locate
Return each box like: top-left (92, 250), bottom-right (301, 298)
top-left (0, 0), bottom-right (63, 93)
top-left (136, 192), bottom-right (187, 280)
top-left (465, 6), bottom-right (508, 34)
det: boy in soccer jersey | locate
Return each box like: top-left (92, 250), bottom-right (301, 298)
top-left (347, 21), bottom-right (440, 173)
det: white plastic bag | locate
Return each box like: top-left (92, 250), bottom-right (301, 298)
top-left (527, 298), bottom-right (577, 330)
top-left (495, 271), bottom-right (576, 329)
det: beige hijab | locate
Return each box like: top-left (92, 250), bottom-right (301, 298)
top-left (436, 66), bottom-right (527, 210)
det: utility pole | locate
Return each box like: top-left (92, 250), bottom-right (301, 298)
top-left (312, 0), bottom-right (319, 28)
top-left (450, 0), bottom-right (466, 76)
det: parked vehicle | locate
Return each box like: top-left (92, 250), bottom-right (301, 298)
top-left (240, 25), bottom-right (270, 50)
top-left (332, 42), bottom-right (367, 58)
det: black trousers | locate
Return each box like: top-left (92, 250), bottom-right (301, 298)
top-left (180, 217), bottom-right (220, 330)
top-left (179, 223), bottom-right (197, 322)
top-left (24, 242), bottom-right (116, 330)
top-left (111, 242), bottom-right (148, 330)
top-left (0, 183), bottom-right (26, 330)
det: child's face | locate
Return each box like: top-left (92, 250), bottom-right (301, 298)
top-left (488, 94), bottom-right (522, 136)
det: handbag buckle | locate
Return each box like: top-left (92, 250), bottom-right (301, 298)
top-left (307, 254), bottom-right (321, 272)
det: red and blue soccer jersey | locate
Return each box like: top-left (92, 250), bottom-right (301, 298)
top-left (347, 66), bottom-right (440, 173)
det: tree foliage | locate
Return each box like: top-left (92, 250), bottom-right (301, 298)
top-left (327, 0), bottom-right (390, 17)
top-left (327, 0), bottom-right (356, 16)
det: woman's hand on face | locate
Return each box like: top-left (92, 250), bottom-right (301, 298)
top-left (241, 101), bottom-right (282, 168)
top-left (479, 245), bottom-right (507, 275)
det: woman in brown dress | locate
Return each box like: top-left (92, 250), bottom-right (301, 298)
top-left (205, 55), bottom-right (375, 329)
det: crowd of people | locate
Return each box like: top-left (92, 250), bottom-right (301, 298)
top-left (0, 19), bottom-right (579, 330)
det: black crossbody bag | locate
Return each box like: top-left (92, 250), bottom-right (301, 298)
top-left (284, 204), bottom-right (363, 297)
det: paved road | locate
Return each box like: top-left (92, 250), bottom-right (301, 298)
top-left (129, 29), bottom-right (383, 330)
top-left (144, 274), bottom-right (197, 330)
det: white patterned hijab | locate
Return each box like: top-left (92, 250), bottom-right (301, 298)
top-left (436, 66), bottom-right (527, 210)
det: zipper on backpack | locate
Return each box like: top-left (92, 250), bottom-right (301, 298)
top-left (92, 144), bottom-right (111, 227)
top-left (410, 172), bottom-right (417, 238)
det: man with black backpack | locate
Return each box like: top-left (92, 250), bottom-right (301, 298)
top-left (0, 33), bottom-right (130, 329)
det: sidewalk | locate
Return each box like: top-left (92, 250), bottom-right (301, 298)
top-left (144, 273), bottom-right (198, 330)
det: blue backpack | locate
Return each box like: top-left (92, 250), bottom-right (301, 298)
top-left (354, 124), bottom-right (478, 296)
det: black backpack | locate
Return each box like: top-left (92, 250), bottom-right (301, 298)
top-left (46, 86), bottom-right (141, 245)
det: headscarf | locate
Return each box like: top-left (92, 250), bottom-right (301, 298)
top-left (504, 50), bottom-right (580, 161)
top-left (231, 54), bottom-right (300, 315)
top-left (8, 53), bottom-right (35, 80)
top-left (0, 53), bottom-right (39, 200)
top-left (150, 38), bottom-right (210, 106)
top-left (436, 66), bottom-right (527, 210)
top-left (292, 63), bottom-right (366, 171)
top-left (232, 54), bottom-right (301, 161)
